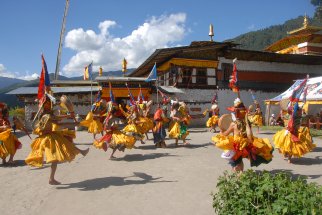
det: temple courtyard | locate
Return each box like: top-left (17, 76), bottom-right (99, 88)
top-left (1, 129), bottom-right (321, 215)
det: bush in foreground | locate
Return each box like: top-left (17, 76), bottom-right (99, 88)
top-left (212, 170), bottom-right (322, 215)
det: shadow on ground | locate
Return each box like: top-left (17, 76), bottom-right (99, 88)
top-left (290, 156), bottom-right (322, 165)
top-left (256, 169), bottom-right (322, 180)
top-left (112, 153), bottom-right (177, 162)
top-left (136, 144), bottom-right (158, 150)
top-left (164, 142), bottom-right (212, 149)
top-left (137, 142), bottom-right (212, 150)
top-left (313, 147), bottom-right (322, 152)
top-left (0, 159), bottom-right (26, 167)
top-left (57, 172), bottom-right (176, 191)
top-left (184, 142), bottom-right (213, 149)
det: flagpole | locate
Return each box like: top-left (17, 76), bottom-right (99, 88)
top-left (90, 61), bottom-right (93, 109)
top-left (91, 78), bottom-right (93, 108)
top-left (54, 0), bottom-right (70, 80)
top-left (156, 79), bottom-right (159, 105)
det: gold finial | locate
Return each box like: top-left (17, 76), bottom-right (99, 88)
top-left (303, 14), bottom-right (309, 28)
top-left (99, 66), bottom-right (103, 76)
top-left (122, 58), bottom-right (127, 77)
top-left (209, 24), bottom-right (214, 41)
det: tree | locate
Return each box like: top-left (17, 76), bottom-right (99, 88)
top-left (311, 0), bottom-right (322, 21)
top-left (311, 0), bottom-right (321, 6)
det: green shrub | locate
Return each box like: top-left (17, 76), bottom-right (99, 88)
top-left (212, 170), bottom-right (322, 215)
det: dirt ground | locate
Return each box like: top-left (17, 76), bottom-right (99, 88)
top-left (1, 129), bottom-right (321, 215)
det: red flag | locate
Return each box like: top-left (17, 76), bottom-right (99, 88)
top-left (229, 59), bottom-right (239, 92)
top-left (37, 54), bottom-right (51, 106)
top-left (37, 68), bottom-right (45, 100)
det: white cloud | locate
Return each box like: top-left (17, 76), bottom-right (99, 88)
top-left (63, 13), bottom-right (187, 75)
top-left (0, 63), bottom-right (38, 80)
top-left (20, 73), bottom-right (39, 80)
top-left (0, 64), bottom-right (16, 78)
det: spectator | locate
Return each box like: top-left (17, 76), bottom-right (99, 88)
top-left (269, 114), bottom-right (276, 126)
top-left (276, 116), bottom-right (284, 127)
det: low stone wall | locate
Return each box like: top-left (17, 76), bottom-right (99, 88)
top-left (22, 89), bottom-right (280, 129)
top-left (151, 89), bottom-right (279, 126)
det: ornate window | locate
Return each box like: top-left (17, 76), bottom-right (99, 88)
top-left (196, 68), bottom-right (207, 85)
top-left (222, 63), bottom-right (233, 82)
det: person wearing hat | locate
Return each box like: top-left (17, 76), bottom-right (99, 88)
top-left (212, 98), bottom-right (273, 173)
top-left (273, 103), bottom-right (315, 163)
top-left (152, 104), bottom-right (169, 148)
top-left (205, 103), bottom-right (220, 132)
top-left (0, 103), bottom-right (22, 165)
top-left (93, 103), bottom-right (136, 159)
top-left (79, 100), bottom-right (104, 139)
top-left (137, 100), bottom-right (154, 140)
top-left (121, 104), bottom-right (146, 145)
top-left (248, 100), bottom-right (263, 134)
top-left (25, 95), bottom-right (90, 185)
top-left (168, 101), bottom-right (190, 146)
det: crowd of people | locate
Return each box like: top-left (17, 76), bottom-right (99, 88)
top-left (0, 83), bottom-right (317, 184)
top-left (0, 87), bottom-right (195, 184)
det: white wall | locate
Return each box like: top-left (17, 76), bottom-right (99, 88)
top-left (151, 89), bottom-right (279, 126)
top-left (24, 94), bottom-right (93, 130)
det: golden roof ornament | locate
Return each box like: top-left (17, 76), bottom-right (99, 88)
top-left (303, 14), bottom-right (308, 28)
top-left (122, 58), bottom-right (127, 76)
top-left (99, 66), bottom-right (103, 76)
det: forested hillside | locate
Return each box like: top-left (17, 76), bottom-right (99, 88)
top-left (230, 16), bottom-right (322, 51)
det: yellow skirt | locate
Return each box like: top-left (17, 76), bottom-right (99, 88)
top-left (168, 121), bottom-right (189, 140)
top-left (273, 127), bottom-right (315, 157)
top-left (80, 112), bottom-right (103, 134)
top-left (250, 114), bottom-right (263, 126)
top-left (137, 117), bottom-right (154, 133)
top-left (93, 130), bottom-right (136, 150)
top-left (212, 134), bottom-right (273, 166)
top-left (25, 131), bottom-right (79, 167)
top-left (122, 123), bottom-right (145, 140)
top-left (0, 129), bottom-right (21, 159)
top-left (206, 115), bottom-right (219, 128)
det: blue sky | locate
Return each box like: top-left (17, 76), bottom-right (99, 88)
top-left (0, 0), bottom-right (316, 80)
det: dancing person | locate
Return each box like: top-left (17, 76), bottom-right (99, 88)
top-left (80, 91), bottom-right (105, 139)
top-left (93, 103), bottom-right (136, 159)
top-left (0, 103), bottom-right (22, 165)
top-left (212, 98), bottom-right (273, 173)
top-left (206, 103), bottom-right (220, 132)
top-left (25, 95), bottom-right (89, 185)
top-left (249, 100), bottom-right (263, 134)
top-left (273, 104), bottom-right (316, 163)
top-left (153, 105), bottom-right (169, 148)
top-left (168, 101), bottom-right (190, 146)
